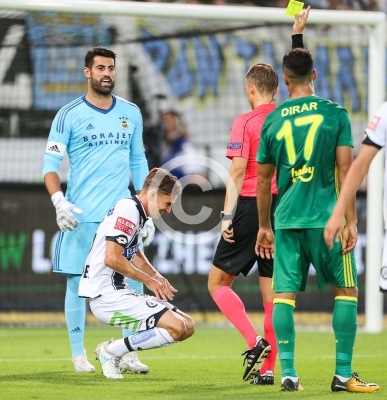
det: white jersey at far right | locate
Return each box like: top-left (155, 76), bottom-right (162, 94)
top-left (364, 101), bottom-right (387, 227)
top-left (78, 196), bottom-right (148, 299)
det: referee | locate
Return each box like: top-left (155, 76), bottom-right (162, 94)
top-left (207, 9), bottom-right (309, 383)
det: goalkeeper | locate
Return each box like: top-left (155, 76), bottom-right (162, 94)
top-left (42, 47), bottom-right (155, 375)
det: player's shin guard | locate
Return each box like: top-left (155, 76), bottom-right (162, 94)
top-left (126, 328), bottom-right (176, 351)
top-left (260, 302), bottom-right (278, 374)
top-left (332, 296), bottom-right (358, 378)
top-left (122, 278), bottom-right (144, 339)
top-left (65, 274), bottom-right (86, 358)
top-left (273, 299), bottom-right (297, 378)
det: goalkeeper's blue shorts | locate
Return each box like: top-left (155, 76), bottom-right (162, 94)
top-left (53, 222), bottom-right (99, 275)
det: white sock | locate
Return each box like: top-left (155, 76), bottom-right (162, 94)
top-left (335, 374), bottom-right (351, 382)
top-left (281, 376), bottom-right (299, 383)
top-left (128, 328), bottom-right (176, 351)
top-left (107, 339), bottom-right (129, 357)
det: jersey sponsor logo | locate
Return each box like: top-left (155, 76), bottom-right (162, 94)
top-left (107, 206), bottom-right (115, 216)
top-left (123, 243), bottom-right (140, 260)
top-left (114, 217), bottom-right (136, 235)
top-left (115, 235), bottom-right (129, 245)
top-left (119, 116), bottom-right (129, 129)
top-left (227, 142), bottom-right (242, 149)
top-left (86, 123), bottom-right (95, 130)
top-left (46, 141), bottom-right (66, 156)
top-left (131, 329), bottom-right (156, 345)
top-left (367, 116), bottom-right (380, 131)
top-left (82, 132), bottom-right (132, 147)
top-left (291, 164), bottom-right (315, 183)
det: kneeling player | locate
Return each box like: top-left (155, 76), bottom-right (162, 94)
top-left (79, 168), bottom-right (194, 379)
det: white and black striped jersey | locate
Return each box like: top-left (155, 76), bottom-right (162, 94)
top-left (363, 101), bottom-right (387, 227)
top-left (78, 196), bottom-right (148, 299)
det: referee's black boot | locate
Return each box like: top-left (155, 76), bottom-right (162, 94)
top-left (242, 337), bottom-right (271, 381)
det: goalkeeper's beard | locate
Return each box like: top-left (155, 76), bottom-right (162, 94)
top-left (90, 76), bottom-right (115, 97)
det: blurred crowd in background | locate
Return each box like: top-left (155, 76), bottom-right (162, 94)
top-left (121, 0), bottom-right (387, 12)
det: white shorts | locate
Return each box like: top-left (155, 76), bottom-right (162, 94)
top-left (89, 290), bottom-right (175, 332)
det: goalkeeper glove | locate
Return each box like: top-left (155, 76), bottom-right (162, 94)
top-left (142, 217), bottom-right (155, 246)
top-left (51, 191), bottom-right (83, 232)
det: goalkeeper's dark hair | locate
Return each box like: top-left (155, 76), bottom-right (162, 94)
top-left (143, 168), bottom-right (182, 197)
top-left (245, 63), bottom-right (278, 95)
top-left (282, 48), bottom-right (314, 82)
top-left (85, 47), bottom-right (116, 69)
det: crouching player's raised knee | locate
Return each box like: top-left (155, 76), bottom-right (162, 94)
top-left (78, 168), bottom-right (195, 379)
top-left (159, 309), bottom-right (195, 343)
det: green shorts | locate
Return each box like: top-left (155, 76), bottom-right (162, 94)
top-left (274, 228), bottom-right (357, 293)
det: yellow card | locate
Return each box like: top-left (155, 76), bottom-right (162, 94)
top-left (285, 0), bottom-right (304, 16)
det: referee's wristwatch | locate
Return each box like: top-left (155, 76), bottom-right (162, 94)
top-left (220, 211), bottom-right (233, 221)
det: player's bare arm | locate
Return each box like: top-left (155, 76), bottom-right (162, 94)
top-left (293, 5), bottom-right (311, 35)
top-left (334, 146), bottom-right (358, 253)
top-left (324, 144), bottom-right (379, 249)
top-left (44, 171), bottom-right (62, 196)
top-left (255, 162), bottom-right (275, 259)
top-left (133, 248), bottom-right (177, 294)
top-left (104, 241), bottom-right (174, 301)
top-left (222, 156), bottom-right (247, 243)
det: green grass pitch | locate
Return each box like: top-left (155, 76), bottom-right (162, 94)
top-left (0, 326), bottom-right (385, 399)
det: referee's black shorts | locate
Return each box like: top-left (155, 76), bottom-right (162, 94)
top-left (212, 195), bottom-right (277, 277)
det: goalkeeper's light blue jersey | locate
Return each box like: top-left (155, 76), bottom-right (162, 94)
top-left (42, 95), bottom-right (149, 223)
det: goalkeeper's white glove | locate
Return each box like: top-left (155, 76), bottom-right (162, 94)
top-left (142, 217), bottom-right (155, 246)
top-left (51, 191), bottom-right (83, 232)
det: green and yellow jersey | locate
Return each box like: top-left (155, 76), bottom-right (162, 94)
top-left (257, 95), bottom-right (353, 230)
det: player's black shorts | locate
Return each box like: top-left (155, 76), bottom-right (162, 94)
top-left (212, 195), bottom-right (277, 277)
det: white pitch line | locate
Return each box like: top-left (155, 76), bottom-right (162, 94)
top-left (0, 356), bottom-right (235, 362)
top-left (0, 354), bottom-right (384, 362)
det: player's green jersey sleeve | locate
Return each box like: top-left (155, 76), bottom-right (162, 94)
top-left (256, 118), bottom-right (274, 164)
top-left (336, 109), bottom-right (353, 147)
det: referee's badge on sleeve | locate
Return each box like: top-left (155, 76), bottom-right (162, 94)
top-left (227, 142), bottom-right (242, 149)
